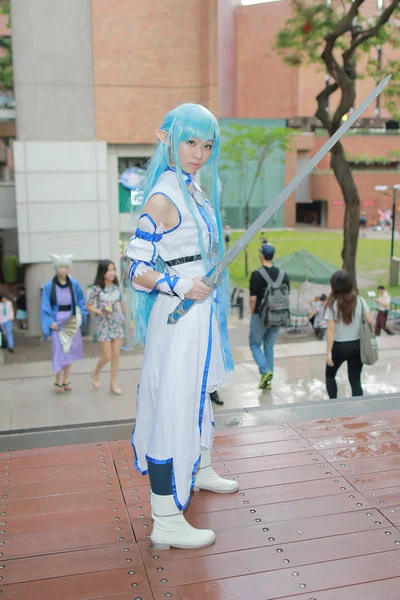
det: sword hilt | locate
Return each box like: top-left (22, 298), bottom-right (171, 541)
top-left (167, 270), bottom-right (217, 325)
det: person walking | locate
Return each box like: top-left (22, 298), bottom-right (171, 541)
top-left (41, 254), bottom-right (87, 392)
top-left (249, 243), bottom-right (290, 390)
top-left (0, 293), bottom-right (15, 353)
top-left (325, 270), bottom-right (373, 399)
top-left (87, 260), bottom-right (127, 395)
top-left (375, 285), bottom-right (394, 336)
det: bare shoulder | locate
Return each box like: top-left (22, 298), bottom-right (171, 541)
top-left (145, 193), bottom-right (173, 217)
top-left (144, 193), bottom-right (179, 229)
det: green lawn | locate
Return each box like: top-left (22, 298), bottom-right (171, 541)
top-left (228, 230), bottom-right (400, 298)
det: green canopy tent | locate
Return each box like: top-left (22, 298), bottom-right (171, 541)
top-left (274, 248), bottom-right (337, 328)
top-left (274, 248), bottom-right (337, 285)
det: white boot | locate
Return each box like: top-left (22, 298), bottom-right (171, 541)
top-left (150, 492), bottom-right (216, 550)
top-left (194, 449), bottom-right (239, 494)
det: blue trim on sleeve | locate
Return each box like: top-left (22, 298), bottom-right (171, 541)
top-left (169, 275), bottom-right (179, 291)
top-left (153, 192), bottom-right (182, 234)
top-left (155, 273), bottom-right (180, 294)
top-left (129, 259), bottom-right (155, 281)
top-left (140, 212), bottom-right (157, 230)
top-left (135, 228), bottom-right (163, 243)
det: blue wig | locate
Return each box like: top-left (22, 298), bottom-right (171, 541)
top-left (128, 103), bottom-right (228, 347)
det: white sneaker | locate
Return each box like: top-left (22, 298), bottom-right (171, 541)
top-left (150, 492), bottom-right (216, 550)
top-left (194, 449), bottom-right (239, 494)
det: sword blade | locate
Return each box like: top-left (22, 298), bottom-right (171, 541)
top-left (168, 74), bottom-right (391, 324)
top-left (211, 74), bottom-right (391, 283)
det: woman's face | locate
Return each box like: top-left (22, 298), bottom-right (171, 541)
top-left (105, 263), bottom-right (116, 283)
top-left (57, 265), bottom-right (69, 279)
top-left (178, 137), bottom-right (213, 174)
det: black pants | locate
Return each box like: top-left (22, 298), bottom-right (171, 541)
top-left (325, 340), bottom-right (363, 399)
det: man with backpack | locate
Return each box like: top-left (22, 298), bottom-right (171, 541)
top-left (249, 244), bottom-right (290, 389)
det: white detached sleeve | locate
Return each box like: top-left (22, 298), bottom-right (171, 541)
top-left (125, 211), bottom-right (193, 299)
top-left (126, 212), bottom-right (163, 292)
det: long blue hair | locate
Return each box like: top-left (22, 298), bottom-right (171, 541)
top-left (127, 103), bottom-right (228, 347)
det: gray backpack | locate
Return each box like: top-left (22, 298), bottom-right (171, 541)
top-left (258, 267), bottom-right (290, 328)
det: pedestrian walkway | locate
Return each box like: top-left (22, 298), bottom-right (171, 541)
top-left (1, 334), bottom-right (400, 432)
top-left (1, 408), bottom-right (400, 598)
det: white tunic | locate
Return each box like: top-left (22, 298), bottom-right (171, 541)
top-left (126, 170), bottom-right (233, 510)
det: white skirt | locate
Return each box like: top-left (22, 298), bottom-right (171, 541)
top-left (132, 291), bottom-right (228, 509)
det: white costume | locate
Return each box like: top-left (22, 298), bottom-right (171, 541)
top-left (126, 169), bottom-right (233, 509)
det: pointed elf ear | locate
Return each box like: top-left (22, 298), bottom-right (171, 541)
top-left (156, 130), bottom-right (168, 144)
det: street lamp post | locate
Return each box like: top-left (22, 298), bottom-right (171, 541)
top-left (375, 184), bottom-right (400, 285)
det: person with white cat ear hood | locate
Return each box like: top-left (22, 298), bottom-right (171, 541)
top-left (41, 254), bottom-right (87, 393)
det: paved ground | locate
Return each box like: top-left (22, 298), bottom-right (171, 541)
top-left (2, 409), bottom-right (400, 598)
top-left (1, 317), bottom-right (399, 432)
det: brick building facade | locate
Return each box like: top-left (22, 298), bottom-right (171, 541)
top-left (8, 0), bottom-right (400, 333)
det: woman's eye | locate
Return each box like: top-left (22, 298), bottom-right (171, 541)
top-left (205, 144), bottom-right (213, 150)
top-left (187, 140), bottom-right (195, 146)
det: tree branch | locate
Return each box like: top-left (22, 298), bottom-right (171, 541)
top-left (324, 0), bottom-right (365, 53)
top-left (315, 82), bottom-right (338, 132)
top-left (343, 0), bottom-right (400, 62)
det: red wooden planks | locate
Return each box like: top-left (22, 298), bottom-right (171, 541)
top-left (152, 550), bottom-right (400, 600)
top-left (145, 528), bottom-right (399, 590)
top-left (138, 508), bottom-right (391, 563)
top-left (0, 566), bottom-right (151, 600)
top-left (282, 577), bottom-right (400, 600)
top-left (334, 455), bottom-right (400, 476)
top-left (0, 544), bottom-right (142, 585)
top-left (0, 522), bottom-right (135, 560)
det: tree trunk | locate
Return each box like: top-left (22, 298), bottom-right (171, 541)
top-left (244, 202), bottom-right (250, 277)
top-left (330, 142), bottom-right (361, 286)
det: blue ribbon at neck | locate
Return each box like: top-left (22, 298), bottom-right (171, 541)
top-left (166, 166), bottom-right (193, 185)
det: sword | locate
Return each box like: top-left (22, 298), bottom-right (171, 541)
top-left (167, 75), bottom-right (392, 325)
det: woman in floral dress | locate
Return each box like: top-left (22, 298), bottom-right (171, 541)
top-left (87, 260), bottom-right (127, 395)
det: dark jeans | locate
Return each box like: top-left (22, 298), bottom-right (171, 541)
top-left (375, 311), bottom-right (393, 336)
top-left (325, 340), bottom-right (363, 399)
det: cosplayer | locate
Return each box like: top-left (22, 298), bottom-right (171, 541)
top-left (125, 103), bottom-right (238, 551)
top-left (41, 254), bottom-right (87, 392)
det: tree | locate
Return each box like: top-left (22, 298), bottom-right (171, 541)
top-left (0, 2), bottom-right (12, 92)
top-left (275, 0), bottom-right (400, 284)
top-left (220, 124), bottom-right (293, 276)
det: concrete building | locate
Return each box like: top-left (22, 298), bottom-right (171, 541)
top-left (5, 0), bottom-right (400, 334)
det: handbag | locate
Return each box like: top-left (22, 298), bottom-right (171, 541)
top-left (360, 298), bottom-right (379, 365)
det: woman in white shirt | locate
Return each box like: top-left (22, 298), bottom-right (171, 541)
top-left (325, 270), bottom-right (373, 399)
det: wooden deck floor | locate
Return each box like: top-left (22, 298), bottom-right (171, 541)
top-left (1, 410), bottom-right (400, 599)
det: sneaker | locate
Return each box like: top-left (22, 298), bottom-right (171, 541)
top-left (266, 382), bottom-right (272, 390)
top-left (259, 371), bottom-right (273, 389)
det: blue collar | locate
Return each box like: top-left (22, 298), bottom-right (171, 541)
top-left (166, 166), bottom-right (193, 184)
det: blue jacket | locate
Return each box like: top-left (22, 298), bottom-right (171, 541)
top-left (41, 277), bottom-right (88, 340)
